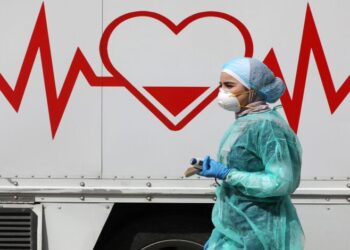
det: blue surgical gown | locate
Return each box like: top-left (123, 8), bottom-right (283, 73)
top-left (206, 109), bottom-right (304, 250)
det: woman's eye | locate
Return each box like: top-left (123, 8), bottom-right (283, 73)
top-left (219, 81), bottom-right (235, 89)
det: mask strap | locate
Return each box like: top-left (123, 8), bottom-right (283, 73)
top-left (233, 90), bottom-right (255, 109)
top-left (240, 104), bottom-right (253, 109)
top-left (248, 90), bottom-right (256, 103)
top-left (229, 90), bottom-right (252, 97)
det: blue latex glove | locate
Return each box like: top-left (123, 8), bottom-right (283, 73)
top-left (198, 156), bottom-right (230, 180)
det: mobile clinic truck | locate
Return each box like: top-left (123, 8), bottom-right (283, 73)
top-left (0, 1), bottom-right (349, 249)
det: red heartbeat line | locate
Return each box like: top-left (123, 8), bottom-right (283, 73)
top-left (264, 4), bottom-right (350, 132)
top-left (0, 4), bottom-right (120, 138)
top-left (0, 4), bottom-right (348, 138)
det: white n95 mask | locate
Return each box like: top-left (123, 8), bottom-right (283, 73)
top-left (217, 89), bottom-right (241, 112)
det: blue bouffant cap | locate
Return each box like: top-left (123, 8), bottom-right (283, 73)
top-left (221, 57), bottom-right (286, 103)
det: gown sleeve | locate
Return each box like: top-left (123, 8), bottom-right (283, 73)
top-left (224, 119), bottom-right (301, 198)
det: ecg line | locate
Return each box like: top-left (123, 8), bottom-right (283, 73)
top-left (0, 3), bottom-right (348, 138)
top-left (0, 4), bottom-right (120, 138)
top-left (264, 4), bottom-right (350, 132)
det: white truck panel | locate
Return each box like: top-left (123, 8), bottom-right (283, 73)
top-left (0, 1), bottom-right (349, 250)
top-left (0, 0), bottom-right (102, 178)
top-left (102, 0), bottom-right (349, 179)
top-left (42, 203), bottom-right (110, 250)
top-left (297, 204), bottom-right (350, 250)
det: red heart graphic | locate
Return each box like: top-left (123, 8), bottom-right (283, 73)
top-left (100, 11), bottom-right (253, 130)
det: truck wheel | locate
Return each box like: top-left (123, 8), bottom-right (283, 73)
top-left (140, 239), bottom-right (202, 250)
top-left (104, 214), bottom-right (212, 250)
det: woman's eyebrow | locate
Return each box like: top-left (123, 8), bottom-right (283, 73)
top-left (221, 81), bottom-right (236, 85)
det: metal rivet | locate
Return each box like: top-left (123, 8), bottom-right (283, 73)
top-left (146, 182), bottom-right (152, 187)
top-left (347, 183), bottom-right (350, 188)
top-left (130, 176), bottom-right (134, 179)
top-left (31, 175), bottom-right (34, 178)
top-left (330, 177), bottom-right (334, 180)
top-left (80, 196), bottom-right (85, 201)
top-left (347, 197), bottom-right (350, 202)
top-left (213, 196), bottom-right (217, 201)
top-left (105, 197), bottom-right (109, 201)
top-left (80, 182), bottom-right (85, 187)
top-left (65, 175), bottom-right (68, 178)
top-left (97, 176), bottom-right (101, 178)
top-left (58, 206), bottom-right (62, 210)
top-left (106, 205), bottom-right (110, 209)
top-left (13, 195), bottom-right (18, 200)
top-left (146, 196), bottom-right (152, 201)
top-left (13, 181), bottom-right (18, 186)
top-left (15, 175), bottom-right (18, 178)
top-left (327, 207), bottom-right (330, 210)
top-left (41, 197), bottom-right (44, 200)
top-left (147, 176), bottom-right (151, 179)
top-left (81, 176), bottom-right (85, 179)
top-left (325, 197), bottom-right (330, 201)
top-left (48, 175), bottom-right (51, 178)
top-left (313, 177), bottom-right (317, 180)
top-left (114, 176), bottom-right (118, 179)
top-left (164, 176), bottom-right (167, 179)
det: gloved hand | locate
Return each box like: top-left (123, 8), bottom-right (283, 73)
top-left (198, 156), bottom-right (230, 180)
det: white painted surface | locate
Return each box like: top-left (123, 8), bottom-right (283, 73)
top-left (42, 203), bottom-right (110, 250)
top-left (0, 1), bottom-right (348, 250)
top-left (101, 0), bottom-right (350, 179)
top-left (0, 1), bottom-right (348, 179)
top-left (296, 204), bottom-right (350, 250)
top-left (0, 0), bottom-right (102, 178)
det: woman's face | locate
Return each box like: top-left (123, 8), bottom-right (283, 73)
top-left (219, 72), bottom-right (250, 107)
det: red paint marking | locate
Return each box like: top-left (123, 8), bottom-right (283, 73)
top-left (144, 86), bottom-right (209, 116)
top-left (99, 10), bottom-right (253, 131)
top-left (264, 4), bottom-right (350, 133)
top-left (0, 3), bottom-right (348, 138)
top-left (0, 4), bottom-right (120, 138)
top-left (0, 4), bottom-right (252, 138)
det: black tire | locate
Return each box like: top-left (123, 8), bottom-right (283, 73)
top-left (103, 214), bottom-right (212, 250)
